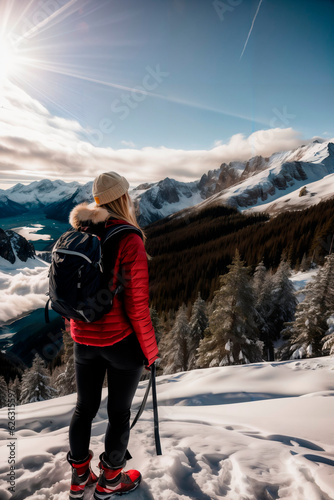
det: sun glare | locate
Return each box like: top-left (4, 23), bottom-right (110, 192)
top-left (0, 40), bottom-right (17, 80)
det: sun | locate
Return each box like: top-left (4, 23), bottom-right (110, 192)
top-left (0, 40), bottom-right (17, 80)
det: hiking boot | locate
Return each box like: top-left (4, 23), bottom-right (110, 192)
top-left (67, 449), bottom-right (98, 499)
top-left (94, 453), bottom-right (141, 499)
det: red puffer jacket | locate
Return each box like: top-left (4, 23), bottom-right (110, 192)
top-left (68, 202), bottom-right (159, 367)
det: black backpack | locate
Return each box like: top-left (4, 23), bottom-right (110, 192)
top-left (45, 224), bottom-right (142, 323)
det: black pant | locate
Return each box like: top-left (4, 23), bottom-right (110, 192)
top-left (69, 333), bottom-right (144, 466)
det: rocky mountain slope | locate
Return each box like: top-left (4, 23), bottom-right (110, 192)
top-left (0, 229), bottom-right (35, 264)
top-left (0, 139), bottom-right (333, 226)
top-left (167, 140), bottom-right (334, 221)
top-left (0, 155), bottom-right (268, 226)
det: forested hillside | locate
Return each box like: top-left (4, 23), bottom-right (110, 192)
top-left (146, 198), bottom-right (334, 312)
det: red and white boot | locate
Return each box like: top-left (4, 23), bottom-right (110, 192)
top-left (94, 453), bottom-right (141, 499)
top-left (67, 449), bottom-right (98, 499)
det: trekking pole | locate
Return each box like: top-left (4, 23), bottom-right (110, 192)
top-left (130, 362), bottom-right (162, 455)
top-left (151, 362), bottom-right (162, 455)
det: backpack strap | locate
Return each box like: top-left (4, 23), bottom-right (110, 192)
top-left (103, 224), bottom-right (143, 245)
top-left (45, 297), bottom-right (51, 324)
top-left (101, 224), bottom-right (143, 296)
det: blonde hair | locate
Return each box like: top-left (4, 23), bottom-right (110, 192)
top-left (101, 192), bottom-right (151, 259)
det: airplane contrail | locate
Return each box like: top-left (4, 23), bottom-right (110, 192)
top-left (240, 0), bottom-right (264, 60)
top-left (13, 0), bottom-right (84, 47)
top-left (24, 58), bottom-right (268, 126)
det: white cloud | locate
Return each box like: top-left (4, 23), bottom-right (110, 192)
top-left (0, 79), bottom-right (316, 189)
top-left (0, 258), bottom-right (49, 323)
top-left (121, 140), bottom-right (136, 148)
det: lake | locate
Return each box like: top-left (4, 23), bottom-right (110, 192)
top-left (0, 212), bottom-right (71, 250)
top-left (0, 213), bottom-right (69, 363)
top-left (0, 308), bottom-right (64, 366)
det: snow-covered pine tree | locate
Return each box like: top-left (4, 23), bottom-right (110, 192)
top-left (279, 253), bottom-right (334, 359)
top-left (322, 253), bottom-right (334, 313)
top-left (0, 376), bottom-right (8, 408)
top-left (8, 376), bottom-right (20, 405)
top-left (322, 315), bottom-right (334, 355)
top-left (253, 261), bottom-right (275, 360)
top-left (197, 250), bottom-right (263, 368)
top-left (20, 354), bottom-right (57, 404)
top-left (253, 260), bottom-right (268, 299)
top-left (54, 328), bottom-right (76, 396)
top-left (279, 285), bottom-right (323, 359)
top-left (162, 303), bottom-right (191, 374)
top-left (187, 292), bottom-right (208, 370)
top-left (268, 258), bottom-right (297, 342)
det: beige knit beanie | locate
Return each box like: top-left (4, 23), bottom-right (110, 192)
top-left (92, 171), bottom-right (129, 206)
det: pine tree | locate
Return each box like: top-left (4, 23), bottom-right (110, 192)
top-left (299, 253), bottom-right (310, 272)
top-left (268, 258), bottom-right (297, 342)
top-left (162, 303), bottom-right (191, 374)
top-left (187, 292), bottom-right (208, 369)
top-left (0, 376), bottom-right (8, 408)
top-left (279, 287), bottom-right (323, 359)
top-left (323, 316), bottom-right (334, 355)
top-left (149, 307), bottom-right (163, 344)
top-left (159, 309), bottom-right (176, 342)
top-left (253, 261), bottom-right (268, 300)
top-left (155, 309), bottom-right (175, 374)
top-left (8, 377), bottom-right (21, 405)
top-left (197, 250), bottom-right (262, 368)
top-left (20, 354), bottom-right (57, 404)
top-left (253, 261), bottom-right (275, 360)
top-left (322, 253), bottom-right (334, 313)
top-left (279, 253), bottom-right (334, 359)
top-left (55, 329), bottom-right (76, 396)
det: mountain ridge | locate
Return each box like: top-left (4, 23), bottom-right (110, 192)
top-left (165, 140), bottom-right (334, 222)
top-left (0, 139), bottom-right (333, 226)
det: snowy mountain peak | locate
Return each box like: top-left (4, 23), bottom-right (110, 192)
top-left (327, 141), bottom-right (334, 156)
top-left (133, 182), bottom-right (155, 191)
top-left (15, 179), bottom-right (54, 193)
top-left (9, 182), bottom-right (25, 192)
top-left (158, 177), bottom-right (178, 189)
top-left (189, 139), bottom-right (334, 216)
top-left (1, 139), bottom-right (334, 225)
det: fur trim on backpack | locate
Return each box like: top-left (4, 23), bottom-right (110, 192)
top-left (69, 202), bottom-right (110, 229)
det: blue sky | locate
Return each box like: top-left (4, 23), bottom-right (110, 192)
top-left (0, 0), bottom-right (333, 187)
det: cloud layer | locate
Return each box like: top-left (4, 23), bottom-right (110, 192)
top-left (0, 79), bottom-right (315, 189)
top-left (0, 257), bottom-right (49, 323)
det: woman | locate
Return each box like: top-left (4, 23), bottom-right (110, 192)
top-left (66, 171), bottom-right (159, 499)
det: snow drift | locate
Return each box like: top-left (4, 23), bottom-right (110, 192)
top-left (0, 357), bottom-right (333, 499)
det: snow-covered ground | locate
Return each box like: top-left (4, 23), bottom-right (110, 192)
top-left (290, 268), bottom-right (318, 291)
top-left (1, 357), bottom-right (334, 500)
